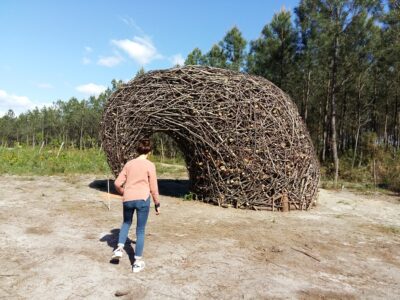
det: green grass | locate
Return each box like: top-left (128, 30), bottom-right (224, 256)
top-left (0, 146), bottom-right (187, 176)
top-left (0, 146), bottom-right (111, 175)
top-left (150, 155), bottom-right (185, 165)
top-left (373, 224), bottom-right (400, 235)
top-left (153, 162), bottom-right (187, 178)
top-left (320, 177), bottom-right (396, 196)
top-left (336, 200), bottom-right (351, 205)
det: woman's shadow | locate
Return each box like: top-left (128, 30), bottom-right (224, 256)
top-left (99, 229), bottom-right (136, 265)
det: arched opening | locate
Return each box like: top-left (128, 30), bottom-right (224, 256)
top-left (150, 132), bottom-right (190, 198)
top-left (150, 132), bottom-right (184, 165)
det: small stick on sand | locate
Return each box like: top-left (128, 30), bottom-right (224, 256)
top-left (290, 247), bottom-right (321, 262)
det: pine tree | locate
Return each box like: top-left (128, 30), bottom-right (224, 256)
top-left (203, 44), bottom-right (227, 68)
top-left (381, 1), bottom-right (400, 149)
top-left (219, 26), bottom-right (247, 71)
top-left (185, 48), bottom-right (204, 65)
top-left (294, 0), bottom-right (382, 187)
top-left (248, 9), bottom-right (297, 92)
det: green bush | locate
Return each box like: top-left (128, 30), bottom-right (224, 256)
top-left (322, 144), bottom-right (400, 193)
top-left (377, 150), bottom-right (400, 192)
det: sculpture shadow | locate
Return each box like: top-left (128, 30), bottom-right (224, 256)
top-left (99, 228), bottom-right (136, 265)
top-left (89, 179), bottom-right (190, 198)
top-left (158, 179), bottom-right (190, 198)
top-left (89, 179), bottom-right (119, 195)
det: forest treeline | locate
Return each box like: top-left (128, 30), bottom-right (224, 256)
top-left (0, 0), bottom-right (399, 188)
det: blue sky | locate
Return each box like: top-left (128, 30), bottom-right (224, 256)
top-left (0, 0), bottom-right (299, 116)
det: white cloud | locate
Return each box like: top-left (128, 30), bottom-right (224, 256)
top-left (97, 55), bottom-right (123, 67)
top-left (36, 83), bottom-right (53, 89)
top-left (0, 89), bottom-right (45, 116)
top-left (82, 57), bottom-right (91, 65)
top-left (171, 54), bottom-right (185, 66)
top-left (112, 36), bottom-right (161, 65)
top-left (119, 16), bottom-right (145, 35)
top-left (76, 83), bottom-right (107, 97)
top-left (82, 46), bottom-right (93, 65)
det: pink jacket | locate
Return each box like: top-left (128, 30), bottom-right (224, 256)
top-left (114, 158), bottom-right (159, 203)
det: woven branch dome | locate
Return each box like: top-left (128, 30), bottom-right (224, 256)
top-left (101, 66), bottom-right (320, 210)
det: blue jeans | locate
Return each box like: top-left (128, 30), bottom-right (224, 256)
top-left (118, 197), bottom-right (150, 257)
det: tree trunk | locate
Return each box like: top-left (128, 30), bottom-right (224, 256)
top-left (304, 70), bottom-right (311, 123)
top-left (394, 88), bottom-right (399, 149)
top-left (322, 80), bottom-right (330, 162)
top-left (352, 123), bottom-right (361, 170)
top-left (339, 91), bottom-right (347, 153)
top-left (80, 117), bottom-right (84, 150)
top-left (160, 138), bottom-right (165, 162)
top-left (42, 119), bottom-right (45, 145)
top-left (373, 158), bottom-right (377, 189)
top-left (331, 96), bottom-right (339, 188)
top-left (279, 28), bottom-right (284, 88)
top-left (371, 74), bottom-right (377, 133)
top-left (330, 33), bottom-right (340, 188)
top-left (384, 96), bottom-right (389, 148)
top-left (352, 75), bottom-right (364, 169)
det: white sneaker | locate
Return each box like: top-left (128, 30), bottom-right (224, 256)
top-left (132, 260), bottom-right (145, 273)
top-left (111, 247), bottom-right (123, 260)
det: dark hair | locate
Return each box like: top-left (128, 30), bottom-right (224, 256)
top-left (137, 138), bottom-right (152, 155)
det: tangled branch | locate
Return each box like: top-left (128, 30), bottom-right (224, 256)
top-left (101, 66), bottom-right (320, 210)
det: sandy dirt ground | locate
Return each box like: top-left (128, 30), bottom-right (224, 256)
top-left (0, 174), bottom-right (399, 299)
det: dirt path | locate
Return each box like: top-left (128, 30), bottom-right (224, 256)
top-left (0, 175), bottom-right (399, 299)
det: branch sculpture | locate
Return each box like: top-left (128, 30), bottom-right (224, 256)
top-left (101, 66), bottom-right (320, 210)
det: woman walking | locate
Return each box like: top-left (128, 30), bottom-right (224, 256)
top-left (112, 138), bottom-right (160, 273)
